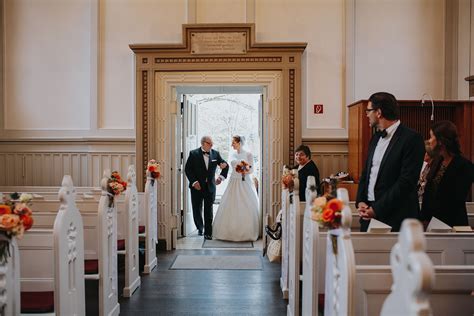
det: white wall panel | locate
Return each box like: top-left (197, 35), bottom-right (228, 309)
top-left (256, 0), bottom-right (345, 138)
top-left (99, 0), bottom-right (187, 129)
top-left (196, 0), bottom-right (246, 23)
top-left (354, 0), bottom-right (445, 100)
top-left (4, 0), bottom-right (91, 130)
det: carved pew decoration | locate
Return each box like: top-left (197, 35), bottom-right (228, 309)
top-left (122, 165), bottom-right (141, 297)
top-left (1, 238), bottom-right (20, 315)
top-left (143, 164), bottom-right (159, 274)
top-left (53, 175), bottom-right (86, 315)
top-left (98, 170), bottom-right (120, 315)
top-left (301, 175), bottom-right (321, 316)
top-left (317, 188), bottom-right (355, 316)
top-left (287, 169), bottom-right (301, 316)
top-left (380, 219), bottom-right (435, 316)
top-left (280, 165), bottom-right (294, 299)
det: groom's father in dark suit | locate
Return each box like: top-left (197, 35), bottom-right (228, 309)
top-left (356, 92), bottom-right (424, 232)
top-left (185, 136), bottom-right (229, 240)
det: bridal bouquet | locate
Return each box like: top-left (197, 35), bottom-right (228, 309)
top-left (0, 193), bottom-right (35, 264)
top-left (147, 159), bottom-right (161, 180)
top-left (235, 160), bottom-right (251, 181)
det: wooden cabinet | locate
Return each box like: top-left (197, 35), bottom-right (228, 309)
top-left (347, 100), bottom-right (474, 184)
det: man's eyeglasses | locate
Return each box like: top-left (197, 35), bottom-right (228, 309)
top-left (365, 108), bottom-right (376, 114)
top-left (204, 141), bottom-right (213, 146)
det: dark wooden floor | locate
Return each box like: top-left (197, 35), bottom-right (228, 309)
top-left (114, 249), bottom-right (287, 315)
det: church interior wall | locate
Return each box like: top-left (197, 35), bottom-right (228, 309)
top-left (0, 0), bottom-right (472, 186)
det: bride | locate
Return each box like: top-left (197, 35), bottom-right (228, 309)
top-left (213, 135), bottom-right (260, 241)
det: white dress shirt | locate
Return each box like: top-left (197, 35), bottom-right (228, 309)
top-left (367, 120), bottom-right (400, 201)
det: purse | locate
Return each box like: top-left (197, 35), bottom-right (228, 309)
top-left (267, 238), bottom-right (282, 262)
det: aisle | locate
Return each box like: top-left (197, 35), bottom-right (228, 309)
top-left (118, 248), bottom-right (287, 315)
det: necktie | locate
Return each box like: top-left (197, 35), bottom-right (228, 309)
top-left (376, 129), bottom-right (388, 138)
top-left (202, 151), bottom-right (210, 156)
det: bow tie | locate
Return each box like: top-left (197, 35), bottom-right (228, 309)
top-left (202, 151), bottom-right (210, 156)
top-left (376, 129), bottom-right (388, 138)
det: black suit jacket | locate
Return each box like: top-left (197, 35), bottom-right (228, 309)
top-left (296, 160), bottom-right (320, 202)
top-left (184, 148), bottom-right (229, 194)
top-left (356, 124), bottom-right (425, 231)
top-left (421, 155), bottom-right (473, 227)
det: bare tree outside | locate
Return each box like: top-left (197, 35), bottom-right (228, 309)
top-left (187, 94), bottom-right (261, 198)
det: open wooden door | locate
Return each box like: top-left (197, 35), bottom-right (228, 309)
top-left (182, 95), bottom-right (199, 236)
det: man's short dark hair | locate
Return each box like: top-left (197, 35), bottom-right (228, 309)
top-left (368, 92), bottom-right (399, 120)
top-left (295, 144), bottom-right (311, 159)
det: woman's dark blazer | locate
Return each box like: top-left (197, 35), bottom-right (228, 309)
top-left (420, 155), bottom-right (474, 227)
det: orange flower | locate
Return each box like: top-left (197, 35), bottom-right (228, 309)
top-left (326, 199), bottom-right (343, 212)
top-left (14, 203), bottom-right (32, 216)
top-left (0, 205), bottom-right (11, 215)
top-left (0, 214), bottom-right (20, 229)
top-left (321, 208), bottom-right (335, 223)
top-left (282, 174), bottom-right (294, 189)
top-left (21, 215), bottom-right (34, 231)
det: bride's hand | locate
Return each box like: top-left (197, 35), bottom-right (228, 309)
top-left (219, 162), bottom-right (228, 169)
top-left (216, 177), bottom-right (222, 185)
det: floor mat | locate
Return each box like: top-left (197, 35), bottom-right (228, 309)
top-left (170, 255), bottom-right (262, 270)
top-left (202, 239), bottom-right (254, 248)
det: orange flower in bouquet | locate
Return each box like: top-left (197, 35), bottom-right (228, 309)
top-left (235, 160), bottom-right (251, 181)
top-left (147, 159), bottom-right (161, 180)
top-left (0, 193), bottom-right (35, 264)
top-left (310, 196), bottom-right (343, 230)
top-left (281, 168), bottom-right (295, 192)
top-left (108, 171), bottom-right (127, 196)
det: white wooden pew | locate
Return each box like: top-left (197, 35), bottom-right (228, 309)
top-left (21, 172), bottom-right (120, 315)
top-left (142, 171), bottom-right (158, 274)
top-left (122, 166), bottom-right (140, 297)
top-left (287, 177), bottom-right (302, 316)
top-left (356, 223), bottom-right (474, 316)
top-left (301, 176), bottom-right (320, 316)
top-left (0, 238), bottom-right (21, 315)
top-left (280, 187), bottom-right (290, 299)
top-left (322, 191), bottom-right (474, 316)
top-left (27, 168), bottom-right (141, 298)
top-left (18, 175), bottom-right (85, 315)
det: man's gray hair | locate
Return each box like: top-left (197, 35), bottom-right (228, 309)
top-left (200, 135), bottom-right (212, 145)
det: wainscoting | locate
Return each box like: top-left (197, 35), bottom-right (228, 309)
top-left (0, 139), bottom-right (349, 187)
top-left (0, 139), bottom-right (135, 187)
top-left (304, 139), bottom-right (349, 179)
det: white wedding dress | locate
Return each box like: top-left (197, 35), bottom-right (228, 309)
top-left (213, 149), bottom-right (260, 241)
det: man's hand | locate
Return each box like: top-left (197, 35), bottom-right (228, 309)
top-left (359, 206), bottom-right (375, 221)
top-left (216, 177), bottom-right (222, 185)
top-left (193, 182), bottom-right (201, 190)
top-left (219, 162), bottom-right (228, 169)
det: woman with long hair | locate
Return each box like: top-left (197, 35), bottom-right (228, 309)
top-left (420, 121), bottom-right (473, 227)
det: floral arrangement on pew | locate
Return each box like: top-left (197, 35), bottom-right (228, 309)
top-left (107, 171), bottom-right (127, 207)
top-left (281, 166), bottom-right (295, 192)
top-left (147, 159), bottom-right (161, 184)
top-left (311, 195), bottom-right (344, 254)
top-left (0, 193), bottom-right (34, 264)
top-left (235, 160), bottom-right (251, 181)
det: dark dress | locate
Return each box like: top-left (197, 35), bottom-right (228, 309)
top-left (420, 155), bottom-right (474, 227)
top-left (296, 160), bottom-right (320, 202)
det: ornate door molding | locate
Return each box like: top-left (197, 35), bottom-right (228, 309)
top-left (131, 24), bottom-right (306, 248)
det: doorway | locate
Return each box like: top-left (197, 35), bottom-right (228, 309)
top-left (176, 87), bottom-right (263, 239)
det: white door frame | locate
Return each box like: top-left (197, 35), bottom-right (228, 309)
top-left (156, 71), bottom-right (284, 250)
